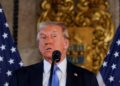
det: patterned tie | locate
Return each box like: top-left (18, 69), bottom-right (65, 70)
top-left (52, 65), bottom-right (59, 86)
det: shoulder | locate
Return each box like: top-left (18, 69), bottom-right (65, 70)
top-left (67, 61), bottom-right (96, 77)
top-left (67, 61), bottom-right (98, 85)
top-left (9, 61), bottom-right (43, 85)
top-left (14, 61), bottom-right (43, 75)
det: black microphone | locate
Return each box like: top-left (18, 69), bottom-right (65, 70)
top-left (52, 50), bottom-right (61, 62)
top-left (49, 50), bottom-right (61, 86)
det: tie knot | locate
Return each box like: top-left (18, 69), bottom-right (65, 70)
top-left (53, 65), bottom-right (59, 73)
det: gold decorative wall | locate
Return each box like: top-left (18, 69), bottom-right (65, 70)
top-left (38, 0), bottom-right (114, 73)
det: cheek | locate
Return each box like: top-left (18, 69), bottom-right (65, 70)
top-left (63, 40), bottom-right (69, 49)
top-left (59, 41), bottom-right (67, 50)
top-left (39, 42), bottom-right (44, 52)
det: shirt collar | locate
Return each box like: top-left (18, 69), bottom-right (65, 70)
top-left (43, 59), bottom-right (51, 74)
top-left (43, 58), bottom-right (67, 74)
top-left (57, 58), bottom-right (67, 74)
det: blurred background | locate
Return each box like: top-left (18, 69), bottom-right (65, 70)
top-left (0, 0), bottom-right (120, 73)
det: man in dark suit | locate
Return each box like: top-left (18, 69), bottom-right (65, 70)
top-left (9, 22), bottom-right (98, 86)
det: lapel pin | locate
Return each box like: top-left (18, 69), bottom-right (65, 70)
top-left (74, 73), bottom-right (78, 77)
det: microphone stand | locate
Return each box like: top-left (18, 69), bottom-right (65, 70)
top-left (49, 60), bottom-right (55, 86)
top-left (48, 50), bottom-right (61, 86)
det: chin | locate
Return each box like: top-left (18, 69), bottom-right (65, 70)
top-left (44, 54), bottom-right (52, 59)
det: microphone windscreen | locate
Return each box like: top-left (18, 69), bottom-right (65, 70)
top-left (52, 50), bottom-right (61, 62)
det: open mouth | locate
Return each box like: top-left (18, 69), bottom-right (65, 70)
top-left (46, 48), bottom-right (52, 50)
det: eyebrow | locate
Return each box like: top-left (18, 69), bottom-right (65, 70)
top-left (52, 31), bottom-right (57, 33)
top-left (40, 33), bottom-right (45, 35)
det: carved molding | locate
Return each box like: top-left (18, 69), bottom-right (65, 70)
top-left (38, 0), bottom-right (115, 73)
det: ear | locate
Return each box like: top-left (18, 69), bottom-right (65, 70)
top-left (64, 39), bottom-right (69, 49)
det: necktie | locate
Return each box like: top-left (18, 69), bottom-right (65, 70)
top-left (52, 65), bottom-right (59, 86)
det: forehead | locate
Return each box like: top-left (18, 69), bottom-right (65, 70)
top-left (39, 25), bottom-right (63, 33)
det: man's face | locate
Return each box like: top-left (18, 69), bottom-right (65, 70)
top-left (38, 25), bottom-right (69, 62)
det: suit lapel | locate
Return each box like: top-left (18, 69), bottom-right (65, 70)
top-left (66, 61), bottom-right (73, 86)
top-left (29, 61), bottom-right (43, 86)
top-left (66, 61), bottom-right (83, 86)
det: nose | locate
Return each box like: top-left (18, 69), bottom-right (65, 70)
top-left (45, 36), bottom-right (53, 45)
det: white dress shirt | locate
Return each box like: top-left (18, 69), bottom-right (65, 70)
top-left (43, 58), bottom-right (67, 86)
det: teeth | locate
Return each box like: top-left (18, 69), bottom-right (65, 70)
top-left (46, 48), bottom-right (51, 50)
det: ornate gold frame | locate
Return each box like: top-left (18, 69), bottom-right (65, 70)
top-left (38, 0), bottom-right (114, 73)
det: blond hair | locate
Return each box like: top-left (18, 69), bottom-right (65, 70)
top-left (37, 21), bottom-right (69, 41)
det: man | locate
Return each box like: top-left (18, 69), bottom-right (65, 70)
top-left (9, 22), bottom-right (98, 86)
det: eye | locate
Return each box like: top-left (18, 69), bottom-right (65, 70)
top-left (40, 35), bottom-right (46, 39)
top-left (52, 34), bottom-right (57, 37)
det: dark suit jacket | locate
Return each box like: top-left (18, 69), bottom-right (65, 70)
top-left (9, 60), bottom-right (98, 86)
